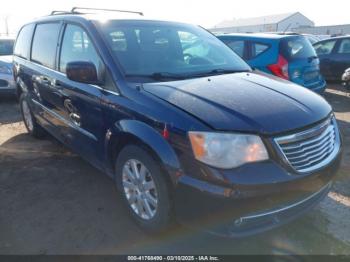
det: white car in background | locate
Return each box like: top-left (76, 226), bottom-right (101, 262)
top-left (0, 38), bottom-right (15, 96)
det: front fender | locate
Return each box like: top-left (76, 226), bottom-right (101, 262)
top-left (106, 119), bottom-right (182, 184)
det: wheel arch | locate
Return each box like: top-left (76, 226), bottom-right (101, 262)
top-left (15, 76), bottom-right (28, 101)
top-left (105, 119), bottom-right (182, 187)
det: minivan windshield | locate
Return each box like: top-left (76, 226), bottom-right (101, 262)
top-left (95, 20), bottom-right (251, 81)
top-left (280, 36), bottom-right (317, 61)
top-left (0, 39), bottom-right (14, 56)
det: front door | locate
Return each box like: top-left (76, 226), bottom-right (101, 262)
top-left (53, 23), bottom-right (106, 166)
top-left (314, 39), bottom-right (338, 80)
top-left (332, 38), bottom-right (350, 80)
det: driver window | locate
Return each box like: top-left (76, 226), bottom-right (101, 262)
top-left (60, 24), bottom-right (104, 79)
top-left (338, 39), bottom-right (350, 54)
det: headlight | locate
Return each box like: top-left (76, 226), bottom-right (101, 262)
top-left (0, 65), bottom-right (12, 75)
top-left (188, 132), bottom-right (268, 169)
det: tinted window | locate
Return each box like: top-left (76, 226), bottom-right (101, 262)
top-left (14, 24), bottom-right (34, 59)
top-left (59, 24), bottom-right (102, 75)
top-left (225, 40), bottom-right (245, 58)
top-left (31, 23), bottom-right (61, 69)
top-left (96, 21), bottom-right (250, 81)
top-left (0, 40), bottom-right (14, 56)
top-left (314, 40), bottom-right (337, 55)
top-left (280, 36), bottom-right (317, 60)
top-left (251, 42), bottom-right (269, 58)
top-left (338, 39), bottom-right (350, 54)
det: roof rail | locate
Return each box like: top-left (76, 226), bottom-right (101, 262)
top-left (71, 7), bottom-right (144, 16)
top-left (50, 10), bottom-right (78, 15)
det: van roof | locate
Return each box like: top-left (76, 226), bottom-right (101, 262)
top-left (29, 10), bottom-right (183, 26)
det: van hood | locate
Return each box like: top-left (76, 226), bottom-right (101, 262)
top-left (143, 72), bottom-right (332, 135)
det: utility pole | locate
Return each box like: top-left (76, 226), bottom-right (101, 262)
top-left (5, 16), bottom-right (9, 36)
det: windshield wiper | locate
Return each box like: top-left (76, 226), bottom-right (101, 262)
top-left (125, 72), bottom-right (186, 81)
top-left (188, 68), bottom-right (250, 78)
top-left (125, 69), bottom-right (250, 81)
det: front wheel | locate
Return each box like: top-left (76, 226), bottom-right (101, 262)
top-left (19, 93), bottom-right (45, 138)
top-left (115, 145), bottom-right (173, 233)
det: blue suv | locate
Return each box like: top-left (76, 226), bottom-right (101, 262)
top-left (13, 8), bottom-right (341, 237)
top-left (217, 33), bottom-right (327, 93)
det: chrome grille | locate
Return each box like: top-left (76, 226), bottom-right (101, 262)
top-left (275, 116), bottom-right (340, 173)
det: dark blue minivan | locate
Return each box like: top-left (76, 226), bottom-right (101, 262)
top-left (217, 33), bottom-right (327, 94)
top-left (13, 9), bottom-right (341, 237)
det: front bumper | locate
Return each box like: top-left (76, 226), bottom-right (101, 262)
top-left (174, 149), bottom-right (341, 237)
top-left (0, 73), bottom-right (16, 95)
top-left (291, 73), bottom-right (326, 93)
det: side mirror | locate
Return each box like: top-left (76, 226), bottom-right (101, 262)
top-left (66, 61), bottom-right (100, 84)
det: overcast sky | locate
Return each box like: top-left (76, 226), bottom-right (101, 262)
top-left (0, 0), bottom-right (349, 35)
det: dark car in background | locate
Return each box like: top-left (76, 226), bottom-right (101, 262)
top-left (313, 36), bottom-right (350, 81)
top-left (342, 68), bottom-right (350, 91)
top-left (13, 8), bottom-right (342, 237)
top-left (217, 33), bottom-right (326, 93)
top-left (0, 38), bottom-right (15, 95)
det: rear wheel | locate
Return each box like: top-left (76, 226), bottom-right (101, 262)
top-left (115, 145), bottom-right (172, 233)
top-left (20, 93), bottom-right (45, 138)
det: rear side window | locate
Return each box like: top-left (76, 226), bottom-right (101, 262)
top-left (314, 40), bottom-right (337, 55)
top-left (337, 39), bottom-right (350, 54)
top-left (31, 23), bottom-right (61, 69)
top-left (224, 40), bottom-right (245, 58)
top-left (280, 36), bottom-right (317, 60)
top-left (14, 24), bottom-right (35, 59)
top-left (251, 42), bottom-right (269, 58)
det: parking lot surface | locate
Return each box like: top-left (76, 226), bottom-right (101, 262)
top-left (0, 84), bottom-right (349, 255)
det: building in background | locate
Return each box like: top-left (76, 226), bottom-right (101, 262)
top-left (211, 12), bottom-right (314, 34)
top-left (293, 24), bottom-right (350, 36)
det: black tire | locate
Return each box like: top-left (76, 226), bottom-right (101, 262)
top-left (115, 145), bottom-right (173, 233)
top-left (19, 93), bottom-right (46, 138)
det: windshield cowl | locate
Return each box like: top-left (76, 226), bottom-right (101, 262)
top-left (125, 68), bottom-right (252, 82)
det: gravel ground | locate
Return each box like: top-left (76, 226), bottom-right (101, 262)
top-left (0, 84), bottom-right (349, 255)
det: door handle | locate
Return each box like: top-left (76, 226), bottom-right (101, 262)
top-left (64, 99), bottom-right (81, 126)
top-left (52, 79), bottom-right (63, 90)
top-left (41, 77), bottom-right (51, 84)
top-left (32, 75), bottom-right (41, 83)
top-left (69, 113), bottom-right (81, 127)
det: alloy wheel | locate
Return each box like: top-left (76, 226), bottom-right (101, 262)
top-left (22, 100), bottom-right (34, 132)
top-left (122, 159), bottom-right (158, 220)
